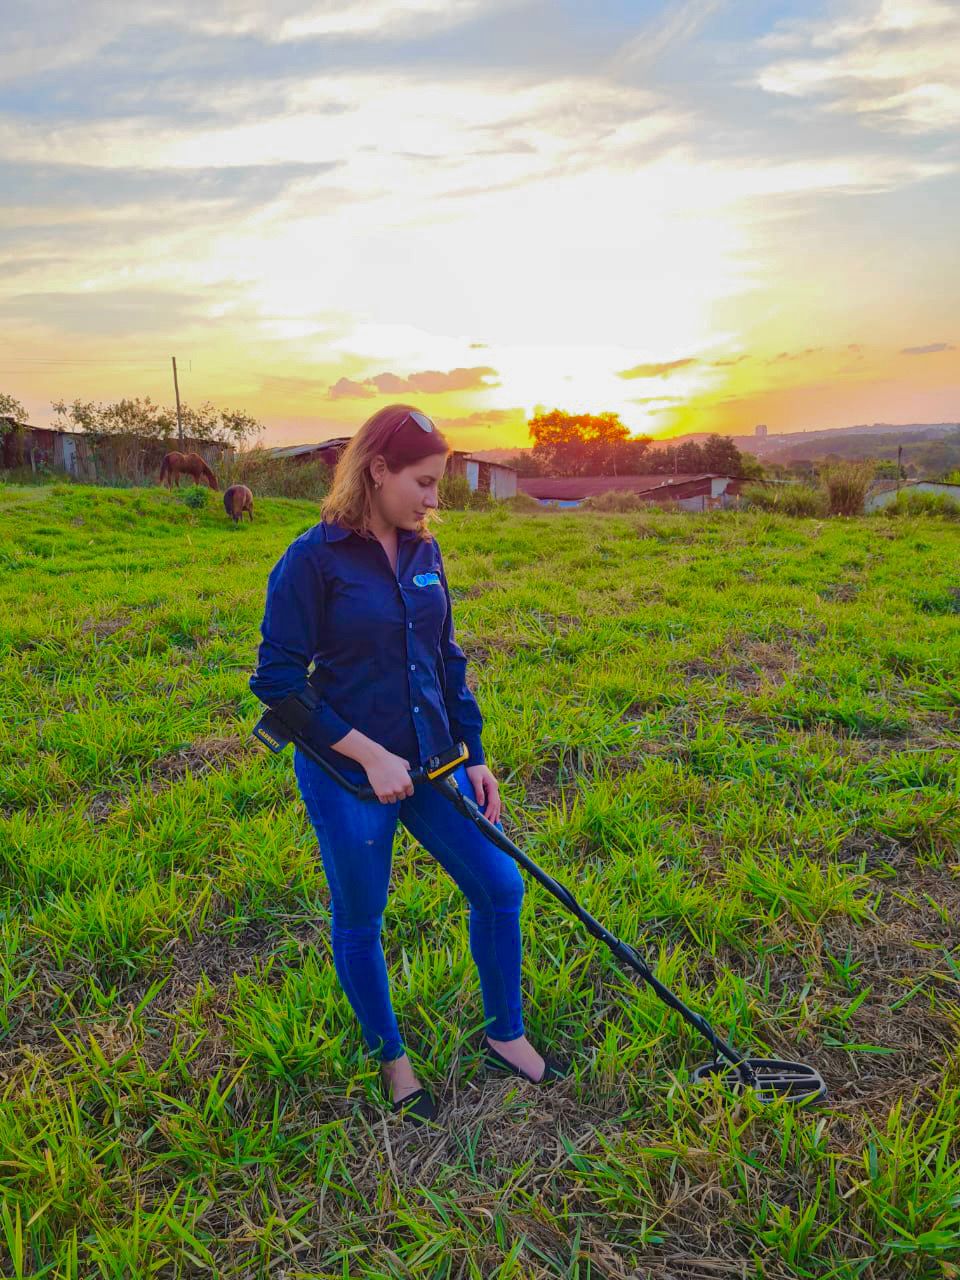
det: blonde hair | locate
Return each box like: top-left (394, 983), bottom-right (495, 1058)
top-left (321, 404), bottom-right (449, 538)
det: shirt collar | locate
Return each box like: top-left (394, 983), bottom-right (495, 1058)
top-left (322, 520), bottom-right (418, 543)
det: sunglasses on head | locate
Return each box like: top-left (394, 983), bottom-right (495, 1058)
top-left (385, 410), bottom-right (435, 445)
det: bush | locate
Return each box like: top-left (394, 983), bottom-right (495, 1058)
top-left (439, 474), bottom-right (472, 509)
top-left (221, 446), bottom-right (332, 500)
top-left (0, 464), bottom-right (63, 487)
top-left (501, 492), bottom-right (541, 513)
top-left (740, 483), bottom-right (775, 511)
top-left (820, 461), bottom-right (876, 516)
top-left (182, 483), bottom-right (210, 510)
top-left (742, 483), bottom-right (826, 516)
top-left (779, 486), bottom-right (827, 517)
top-left (467, 489), bottom-right (495, 511)
top-left (580, 490), bottom-right (651, 513)
top-left (881, 490), bottom-right (960, 519)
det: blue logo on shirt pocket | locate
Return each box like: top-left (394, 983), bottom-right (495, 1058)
top-left (413, 572), bottom-right (441, 588)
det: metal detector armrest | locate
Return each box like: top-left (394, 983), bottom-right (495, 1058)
top-left (251, 691), bottom-right (468, 800)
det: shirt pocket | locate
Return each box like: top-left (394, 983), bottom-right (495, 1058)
top-left (410, 570), bottom-right (447, 639)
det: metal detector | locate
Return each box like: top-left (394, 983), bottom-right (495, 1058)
top-left (252, 705), bottom-right (826, 1107)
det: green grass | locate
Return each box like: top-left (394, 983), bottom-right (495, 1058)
top-left (1, 482), bottom-right (959, 1278)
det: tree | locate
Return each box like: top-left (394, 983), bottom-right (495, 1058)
top-left (676, 441), bottom-right (706, 472)
top-left (701, 434), bottom-right (743, 474)
top-left (0, 392), bottom-right (28, 424)
top-left (874, 459), bottom-right (904, 482)
top-left (0, 391), bottom-right (29, 468)
top-left (529, 409), bottom-right (649, 476)
top-left (503, 451), bottom-right (547, 477)
top-left (645, 433), bottom-right (746, 476)
top-left (914, 435), bottom-right (960, 480)
top-left (180, 402), bottom-right (263, 447)
top-left (51, 397), bottom-right (262, 447)
top-left (738, 451), bottom-right (765, 480)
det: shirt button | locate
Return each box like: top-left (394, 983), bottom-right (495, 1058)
top-left (413, 705), bottom-right (420, 713)
top-left (408, 622), bottom-right (413, 629)
top-left (410, 664), bottom-right (415, 671)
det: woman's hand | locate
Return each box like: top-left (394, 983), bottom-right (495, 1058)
top-left (466, 764), bottom-right (501, 824)
top-left (363, 749), bottom-right (415, 804)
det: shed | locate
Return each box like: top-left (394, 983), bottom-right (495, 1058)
top-left (519, 473), bottom-right (743, 509)
top-left (864, 480), bottom-right (960, 512)
top-left (447, 451), bottom-right (517, 499)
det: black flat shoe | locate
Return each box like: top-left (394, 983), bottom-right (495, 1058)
top-left (390, 1087), bottom-right (439, 1123)
top-left (484, 1037), bottom-right (570, 1084)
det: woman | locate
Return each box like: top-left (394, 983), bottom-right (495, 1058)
top-left (250, 404), bottom-right (567, 1122)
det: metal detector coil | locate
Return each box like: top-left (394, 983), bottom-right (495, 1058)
top-left (692, 1058), bottom-right (827, 1107)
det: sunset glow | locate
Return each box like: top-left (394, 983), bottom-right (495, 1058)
top-left (3, 0), bottom-right (958, 451)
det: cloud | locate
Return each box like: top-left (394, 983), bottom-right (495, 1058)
top-left (0, 0), bottom-right (514, 83)
top-left (0, 287), bottom-right (214, 336)
top-left (326, 365), bottom-right (500, 399)
top-left (611, 0), bottom-right (728, 72)
top-left (901, 341), bottom-right (955, 354)
top-left (369, 372), bottom-right (410, 393)
top-left (434, 407), bottom-right (524, 430)
top-left (617, 358), bottom-right (698, 380)
top-left (406, 366), bottom-right (499, 393)
top-left (767, 347), bottom-right (823, 363)
top-left (710, 354), bottom-right (749, 367)
top-left (756, 0), bottom-right (960, 133)
top-left (0, 160), bottom-right (335, 212)
top-left (327, 376), bottom-right (377, 399)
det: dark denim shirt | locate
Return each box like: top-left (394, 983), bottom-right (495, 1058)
top-left (249, 520), bottom-right (484, 769)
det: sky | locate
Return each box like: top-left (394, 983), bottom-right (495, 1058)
top-left (2, 0), bottom-right (958, 451)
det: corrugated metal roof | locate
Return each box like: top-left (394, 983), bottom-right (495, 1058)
top-left (450, 450), bottom-right (516, 471)
top-left (872, 479), bottom-right (960, 494)
top-left (519, 473), bottom-right (724, 500)
top-left (267, 438), bottom-right (349, 458)
top-left (632, 474), bottom-right (739, 497)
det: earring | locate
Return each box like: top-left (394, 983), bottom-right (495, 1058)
top-left (375, 480), bottom-right (382, 490)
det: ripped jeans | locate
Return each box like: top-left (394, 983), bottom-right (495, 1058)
top-left (294, 750), bottom-right (526, 1062)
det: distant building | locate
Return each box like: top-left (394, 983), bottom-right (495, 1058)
top-left (755, 424), bottom-right (768, 438)
top-left (447, 451), bottom-right (517, 499)
top-left (3, 424), bottom-right (230, 481)
top-left (519, 473), bottom-right (747, 511)
top-left (864, 480), bottom-right (960, 512)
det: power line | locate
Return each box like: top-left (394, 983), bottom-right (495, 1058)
top-left (0, 361), bottom-right (171, 369)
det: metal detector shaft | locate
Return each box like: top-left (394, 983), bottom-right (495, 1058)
top-left (430, 775), bottom-right (748, 1072)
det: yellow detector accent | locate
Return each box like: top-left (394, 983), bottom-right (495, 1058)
top-left (425, 744), bottom-right (469, 779)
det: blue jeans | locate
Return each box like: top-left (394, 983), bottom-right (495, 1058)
top-left (294, 751), bottom-right (526, 1062)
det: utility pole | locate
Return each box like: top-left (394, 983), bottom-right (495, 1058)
top-left (171, 356), bottom-right (184, 447)
top-left (897, 444), bottom-right (902, 494)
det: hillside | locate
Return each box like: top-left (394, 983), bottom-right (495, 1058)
top-left (2, 482), bottom-right (959, 1277)
top-left (475, 422), bottom-right (960, 474)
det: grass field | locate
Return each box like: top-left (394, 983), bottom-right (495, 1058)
top-left (1, 481), bottom-right (959, 1279)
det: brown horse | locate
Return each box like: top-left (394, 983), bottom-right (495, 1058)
top-left (159, 451), bottom-right (218, 490)
top-left (223, 484), bottom-right (254, 523)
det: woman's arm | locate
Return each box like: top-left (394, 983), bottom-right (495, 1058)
top-left (250, 541), bottom-right (413, 801)
top-left (250, 541), bottom-right (353, 748)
